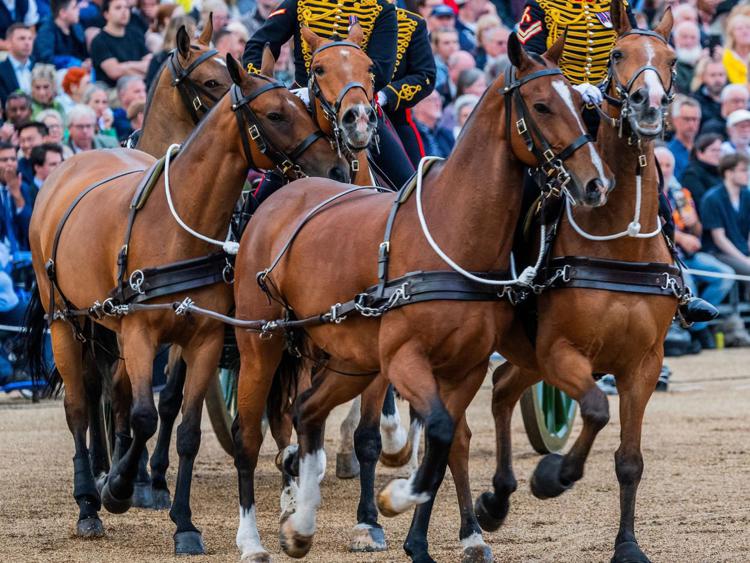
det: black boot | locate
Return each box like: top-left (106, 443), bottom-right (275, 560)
top-left (679, 296), bottom-right (719, 324)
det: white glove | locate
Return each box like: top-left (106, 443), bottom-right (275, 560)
top-left (377, 90), bottom-right (387, 107)
top-left (572, 82), bottom-right (603, 105)
top-left (291, 86), bottom-right (310, 106)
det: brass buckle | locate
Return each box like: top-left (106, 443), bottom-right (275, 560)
top-left (280, 159), bottom-right (294, 174)
top-left (543, 149), bottom-right (555, 163)
top-left (249, 125), bottom-right (261, 140)
top-left (351, 159), bottom-right (360, 172)
top-left (516, 118), bottom-right (527, 135)
top-left (638, 154), bottom-right (648, 168)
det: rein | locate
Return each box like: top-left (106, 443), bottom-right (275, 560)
top-left (167, 47), bottom-right (222, 124)
top-left (307, 40), bottom-right (375, 170)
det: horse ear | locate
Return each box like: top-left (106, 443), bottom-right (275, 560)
top-left (176, 25), bottom-right (191, 59)
top-left (226, 53), bottom-right (244, 85)
top-left (544, 27), bottom-right (566, 65)
top-left (199, 12), bottom-right (213, 46)
top-left (347, 21), bottom-right (364, 45)
top-left (260, 43), bottom-right (275, 77)
top-left (610, 0), bottom-right (632, 35)
top-left (507, 33), bottom-right (533, 72)
top-left (301, 26), bottom-right (323, 52)
top-left (653, 7), bottom-right (674, 41)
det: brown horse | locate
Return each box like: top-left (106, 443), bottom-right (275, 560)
top-left (24, 54), bottom-right (348, 554)
top-left (230, 34), bottom-right (614, 562)
top-left (475, 6), bottom-right (677, 563)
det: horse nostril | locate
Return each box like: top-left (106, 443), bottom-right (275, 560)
top-left (366, 107), bottom-right (377, 124)
top-left (630, 88), bottom-right (646, 105)
top-left (661, 95), bottom-right (669, 106)
top-left (586, 178), bottom-right (604, 196)
top-left (342, 110), bottom-right (356, 125)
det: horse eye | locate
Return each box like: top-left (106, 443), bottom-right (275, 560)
top-left (669, 58), bottom-right (677, 67)
top-left (533, 102), bottom-right (551, 114)
top-left (204, 79), bottom-right (220, 88)
top-left (612, 51), bottom-right (623, 62)
top-left (314, 66), bottom-right (325, 76)
top-left (267, 112), bottom-right (283, 122)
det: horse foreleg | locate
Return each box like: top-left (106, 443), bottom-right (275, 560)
top-left (234, 333), bottom-right (285, 563)
top-left (52, 323), bottom-right (105, 538)
top-left (149, 352), bottom-right (187, 510)
top-left (530, 346), bottom-right (609, 500)
top-left (378, 382), bottom-right (410, 467)
top-left (335, 395), bottom-right (361, 479)
top-left (279, 367), bottom-right (375, 559)
top-left (101, 333), bottom-right (157, 516)
top-left (611, 353), bottom-right (661, 563)
top-left (84, 351), bottom-right (109, 481)
top-left (168, 334), bottom-right (223, 555)
top-left (475, 362), bottom-right (539, 531)
top-left (349, 378), bottom-right (389, 552)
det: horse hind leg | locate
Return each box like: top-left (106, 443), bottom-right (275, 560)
top-left (611, 354), bottom-right (661, 563)
top-left (52, 323), bottom-right (105, 538)
top-left (149, 351), bottom-right (187, 511)
top-left (529, 350), bottom-right (609, 501)
top-left (475, 362), bottom-right (539, 532)
top-left (378, 382), bottom-right (411, 467)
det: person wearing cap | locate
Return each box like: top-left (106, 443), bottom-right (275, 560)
top-left (381, 6), bottom-right (436, 167)
top-left (242, 0), bottom-right (416, 195)
top-left (428, 4), bottom-right (455, 32)
top-left (721, 108), bottom-right (750, 159)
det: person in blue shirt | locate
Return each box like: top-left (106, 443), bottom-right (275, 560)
top-left (32, 0), bottom-right (88, 69)
top-left (667, 96), bottom-right (702, 181)
top-left (0, 141), bottom-right (32, 254)
top-left (701, 152), bottom-right (750, 276)
top-left (412, 89), bottom-right (453, 157)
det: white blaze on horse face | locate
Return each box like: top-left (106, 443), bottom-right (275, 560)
top-left (289, 449), bottom-right (326, 536)
top-left (236, 505), bottom-right (267, 558)
top-left (551, 80), bottom-right (609, 189)
top-left (643, 42), bottom-right (667, 109)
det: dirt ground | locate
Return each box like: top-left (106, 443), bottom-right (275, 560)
top-left (0, 350), bottom-right (748, 563)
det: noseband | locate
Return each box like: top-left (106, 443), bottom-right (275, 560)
top-left (230, 78), bottom-right (326, 180)
top-left (503, 66), bottom-right (593, 197)
top-left (601, 29), bottom-right (676, 140)
top-left (167, 47), bottom-right (223, 123)
top-left (307, 40), bottom-right (375, 164)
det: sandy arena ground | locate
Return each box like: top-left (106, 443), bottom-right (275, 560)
top-left (0, 350), bottom-right (748, 562)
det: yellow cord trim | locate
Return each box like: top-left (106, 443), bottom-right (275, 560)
top-left (247, 62), bottom-right (262, 75)
top-left (387, 83), bottom-right (421, 110)
top-left (393, 9), bottom-right (419, 77)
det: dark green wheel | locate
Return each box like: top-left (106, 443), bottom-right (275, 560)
top-left (520, 382), bottom-right (577, 454)
top-left (205, 368), bottom-right (237, 457)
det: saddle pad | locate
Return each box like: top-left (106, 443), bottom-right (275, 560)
top-left (397, 157), bottom-right (441, 204)
top-left (130, 153), bottom-right (171, 210)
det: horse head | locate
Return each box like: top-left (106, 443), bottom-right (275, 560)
top-left (302, 24), bottom-right (377, 154)
top-left (506, 33), bottom-right (615, 207)
top-left (606, 0), bottom-right (675, 138)
top-left (225, 52), bottom-right (350, 182)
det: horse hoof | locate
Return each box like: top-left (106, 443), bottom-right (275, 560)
top-left (151, 487), bottom-right (172, 510)
top-left (411, 554), bottom-right (437, 563)
top-left (611, 540), bottom-right (651, 563)
top-left (101, 479), bottom-right (132, 514)
top-left (336, 451), bottom-right (360, 479)
top-left (379, 442), bottom-right (412, 468)
top-left (174, 530), bottom-right (205, 556)
top-left (462, 544), bottom-right (493, 563)
top-left (131, 481), bottom-right (154, 509)
top-left (240, 551), bottom-right (271, 563)
top-left (279, 514), bottom-right (313, 558)
top-left (474, 492), bottom-right (509, 532)
top-left (377, 478), bottom-right (429, 518)
top-left (76, 517), bottom-right (104, 538)
top-left (349, 523), bottom-right (387, 552)
top-left (529, 454), bottom-right (572, 500)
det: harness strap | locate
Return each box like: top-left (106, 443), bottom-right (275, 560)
top-left (168, 48), bottom-right (221, 123)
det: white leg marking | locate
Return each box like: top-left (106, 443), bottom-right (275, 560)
top-left (386, 473), bottom-right (431, 513)
top-left (236, 505), bottom-right (267, 559)
top-left (405, 421), bottom-right (423, 474)
top-left (338, 397), bottom-right (361, 454)
top-left (380, 408), bottom-right (408, 455)
top-left (290, 450), bottom-right (326, 536)
top-left (461, 532), bottom-right (488, 550)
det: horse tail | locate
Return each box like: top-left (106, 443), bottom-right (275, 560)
top-left (21, 285), bottom-right (55, 390)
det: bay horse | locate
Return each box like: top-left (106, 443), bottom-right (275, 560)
top-left (230, 34), bottom-right (614, 563)
top-left (24, 54), bottom-right (348, 554)
top-left (475, 6), bottom-right (678, 563)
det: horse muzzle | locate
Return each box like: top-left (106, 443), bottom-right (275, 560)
top-left (340, 103), bottom-right (377, 152)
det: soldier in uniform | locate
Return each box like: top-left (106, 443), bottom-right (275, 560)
top-left (242, 0), bottom-right (416, 190)
top-left (380, 6), bottom-right (436, 167)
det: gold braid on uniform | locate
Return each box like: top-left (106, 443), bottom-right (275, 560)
top-left (298, 0), bottom-right (383, 72)
top-left (393, 9), bottom-right (418, 76)
top-left (246, 62), bottom-right (262, 75)
top-left (537, 0), bottom-right (626, 85)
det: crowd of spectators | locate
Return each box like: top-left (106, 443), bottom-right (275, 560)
top-left (0, 0), bottom-right (749, 356)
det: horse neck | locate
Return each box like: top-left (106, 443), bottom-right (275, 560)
top-left (152, 96), bottom-right (247, 248)
top-left (137, 76), bottom-right (196, 157)
top-left (421, 86), bottom-right (522, 269)
top-left (557, 114), bottom-right (664, 259)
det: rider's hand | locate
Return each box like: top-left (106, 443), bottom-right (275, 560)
top-left (573, 82), bottom-right (603, 105)
top-left (376, 90), bottom-right (387, 107)
top-left (292, 87), bottom-right (310, 106)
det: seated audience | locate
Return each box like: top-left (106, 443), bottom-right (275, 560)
top-left (112, 75), bottom-right (146, 141)
top-left (65, 103), bottom-right (118, 152)
top-left (682, 133), bottom-right (723, 208)
top-left (16, 121), bottom-right (47, 186)
top-left (36, 108), bottom-right (71, 157)
top-left (721, 109), bottom-right (750, 158)
top-left (672, 20), bottom-right (703, 94)
top-left (32, 0), bottom-right (88, 68)
top-left (702, 83), bottom-right (749, 137)
top-left (84, 83), bottom-right (117, 139)
top-left (59, 66), bottom-right (90, 113)
top-left (0, 141), bottom-right (32, 252)
top-left (667, 95), bottom-right (701, 180)
top-left (0, 24), bottom-right (35, 106)
top-left (30, 64), bottom-right (65, 117)
top-left (4, 92), bottom-right (32, 127)
top-left (691, 57), bottom-right (727, 129)
top-left (29, 142), bottom-right (63, 195)
top-left (722, 12), bottom-right (750, 85)
top-left (452, 93), bottom-right (478, 139)
top-left (145, 14), bottom-right (195, 88)
top-left (413, 89), bottom-right (454, 158)
top-left (127, 100), bottom-right (144, 131)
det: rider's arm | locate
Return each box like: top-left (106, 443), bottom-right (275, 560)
top-left (366, 0), bottom-right (398, 92)
top-left (382, 17), bottom-right (435, 111)
top-left (516, 1), bottom-right (548, 56)
top-left (242, 0), bottom-right (297, 73)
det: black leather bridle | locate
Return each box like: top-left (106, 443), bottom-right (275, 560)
top-left (503, 66), bottom-right (593, 196)
top-left (167, 47), bottom-right (223, 124)
top-left (230, 77), bottom-right (326, 180)
top-left (307, 40), bottom-right (376, 165)
top-left (601, 29), bottom-right (676, 140)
